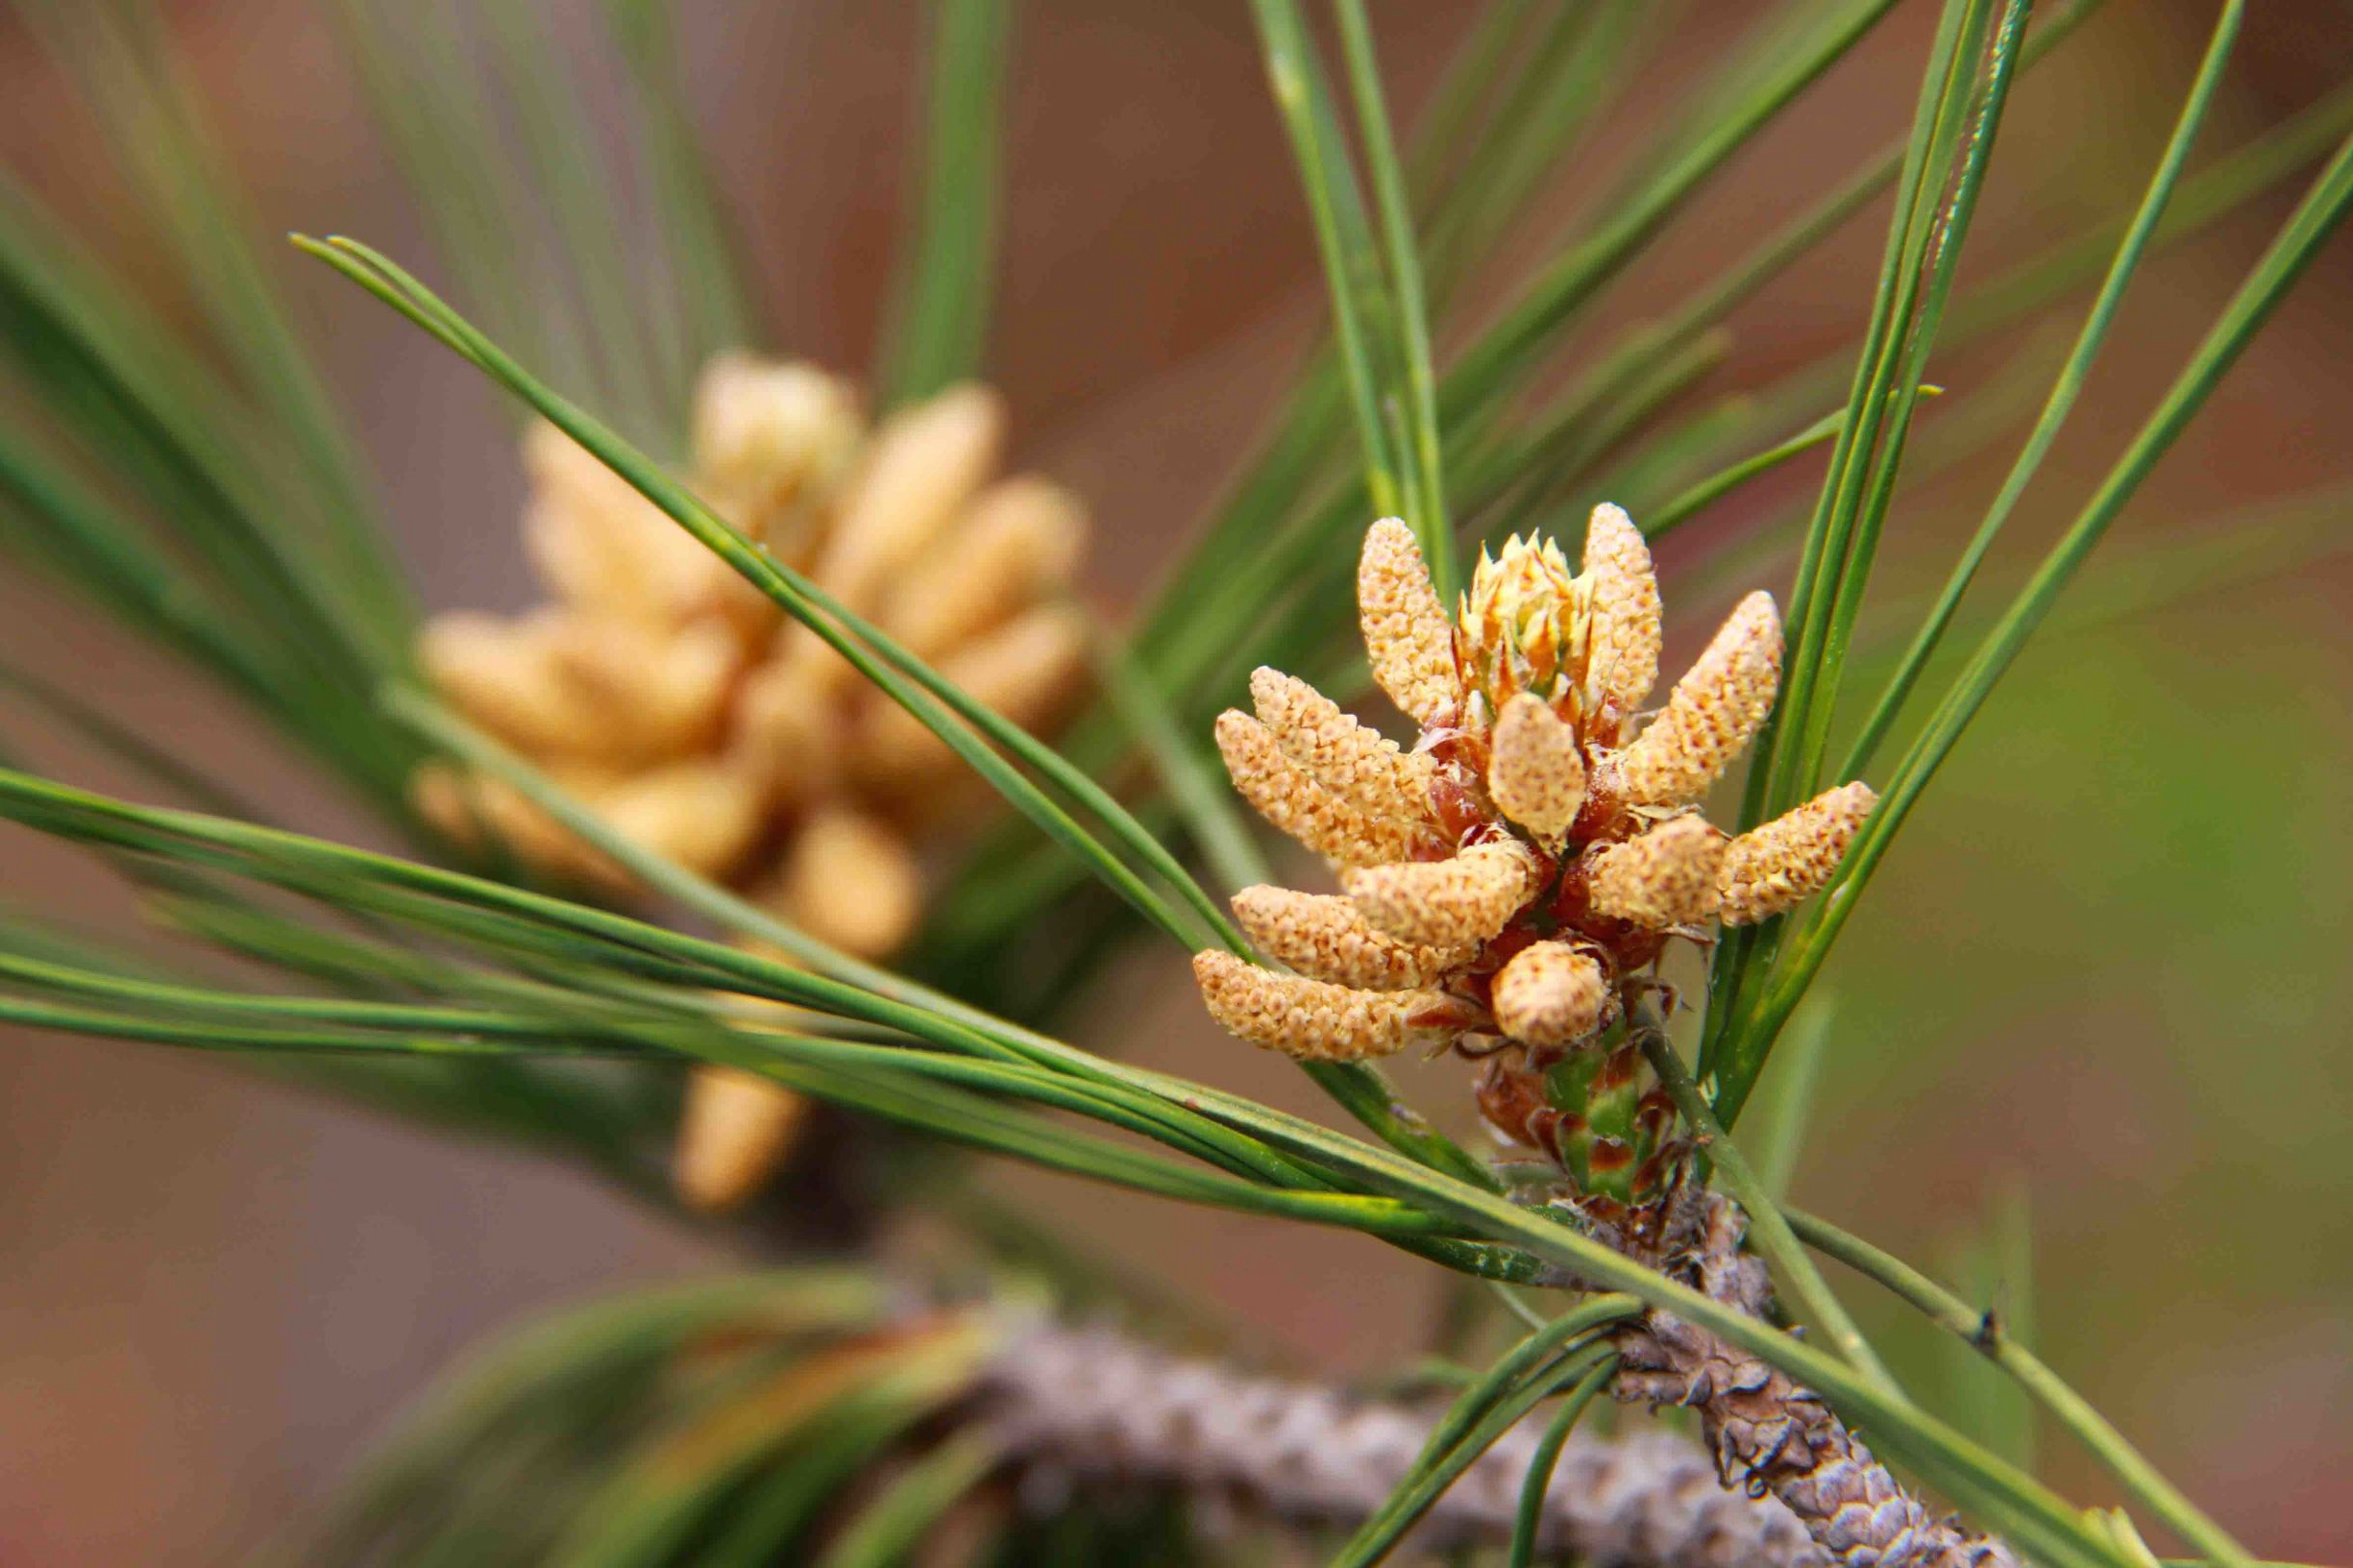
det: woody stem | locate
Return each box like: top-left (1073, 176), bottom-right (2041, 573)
top-left (1629, 1003), bottom-right (1899, 1394)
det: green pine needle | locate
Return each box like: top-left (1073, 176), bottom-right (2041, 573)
top-left (878, 0), bottom-right (1015, 405)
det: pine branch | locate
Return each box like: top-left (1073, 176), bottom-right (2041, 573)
top-left (984, 1318), bottom-right (1826, 1566)
top-left (1607, 1189), bottom-right (2023, 1568)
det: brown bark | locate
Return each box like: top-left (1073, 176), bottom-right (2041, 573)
top-left (1611, 1189), bottom-right (2021, 1568)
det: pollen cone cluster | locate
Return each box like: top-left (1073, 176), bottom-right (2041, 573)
top-left (1193, 510), bottom-right (1874, 1204)
top-left (412, 355), bottom-right (1091, 1213)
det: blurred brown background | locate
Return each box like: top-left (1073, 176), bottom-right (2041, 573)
top-left (1, 1), bottom-right (2349, 1562)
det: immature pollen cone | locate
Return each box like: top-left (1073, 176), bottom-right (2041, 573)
top-left (1192, 509), bottom-right (1875, 1205)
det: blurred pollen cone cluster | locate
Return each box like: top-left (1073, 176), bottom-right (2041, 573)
top-left (414, 355), bottom-right (1091, 1212)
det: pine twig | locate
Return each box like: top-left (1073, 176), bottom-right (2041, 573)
top-left (983, 1318), bottom-right (1826, 1566)
top-left (1607, 1189), bottom-right (2021, 1568)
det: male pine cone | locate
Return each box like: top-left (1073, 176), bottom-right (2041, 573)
top-left (414, 356), bottom-right (1093, 1212)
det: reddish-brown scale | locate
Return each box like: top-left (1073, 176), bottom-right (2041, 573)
top-left (1582, 700), bottom-right (1628, 750)
top-left (1406, 997), bottom-right (1471, 1031)
top-left (1474, 1057), bottom-right (1556, 1152)
top-left (1452, 968), bottom-right (1500, 1016)
top-left (1586, 1138), bottom-right (1634, 1177)
top-left (1476, 924), bottom-right (1542, 973)
top-left (1568, 775), bottom-right (1627, 845)
top-left (1423, 724), bottom-right (1486, 773)
top-left (1425, 772), bottom-right (1488, 851)
top-left (1592, 1041), bottom-right (1643, 1096)
top-left (1604, 928), bottom-right (1669, 974)
top-left (1544, 861), bottom-right (1595, 926)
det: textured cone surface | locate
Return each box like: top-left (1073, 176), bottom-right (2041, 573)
top-left (1616, 591), bottom-right (1782, 806)
top-left (1358, 518), bottom-right (1460, 724)
top-left (1582, 502), bottom-right (1664, 714)
top-left (1617, 1194), bottom-right (2022, 1568)
top-left (1586, 816), bottom-right (1727, 928)
top-left (1345, 839), bottom-right (1538, 948)
top-left (1493, 941), bottom-right (1610, 1046)
top-left (1192, 951), bottom-right (1463, 1061)
top-left (1718, 782), bottom-right (1876, 926)
top-left (1231, 886), bottom-right (1464, 991)
top-left (1488, 693), bottom-right (1587, 844)
top-left (1215, 711), bottom-right (1433, 869)
top-left (1250, 666), bottom-right (1435, 824)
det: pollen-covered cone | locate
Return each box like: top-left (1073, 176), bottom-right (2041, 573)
top-left (1195, 513), bottom-right (1877, 1212)
top-left (412, 355), bottom-right (1093, 1211)
top-left (1716, 782), bottom-right (1875, 926)
top-left (675, 805), bottom-right (922, 1213)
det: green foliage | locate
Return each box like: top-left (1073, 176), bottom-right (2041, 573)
top-left (1702, 0), bottom-right (2316, 1128)
top-left (0, 762), bottom-right (2227, 1568)
top-left (878, 0), bottom-right (1016, 406)
top-left (1, 4), bottom-right (2347, 1564)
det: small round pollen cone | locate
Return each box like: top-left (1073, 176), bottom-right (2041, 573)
top-left (1492, 941), bottom-right (1611, 1046)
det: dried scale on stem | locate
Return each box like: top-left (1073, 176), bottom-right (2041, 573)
top-left (414, 355), bottom-right (1094, 1212)
top-left (1192, 512), bottom-right (2013, 1566)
